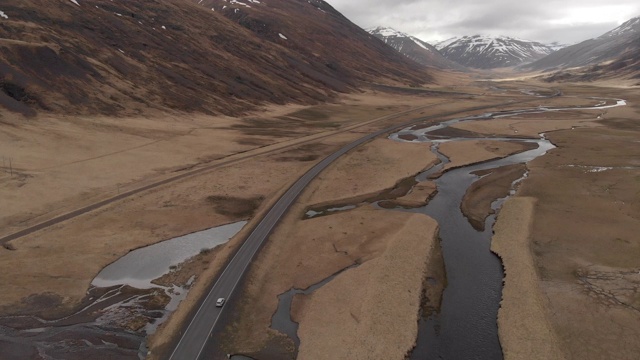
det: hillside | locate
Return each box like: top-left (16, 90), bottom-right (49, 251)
top-left (0, 0), bottom-right (431, 117)
top-left (367, 26), bottom-right (464, 70)
top-left (525, 16), bottom-right (640, 81)
top-left (437, 35), bottom-right (555, 69)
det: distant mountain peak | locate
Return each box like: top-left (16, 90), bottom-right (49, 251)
top-left (367, 26), bottom-right (464, 70)
top-left (434, 37), bottom-right (459, 50)
top-left (367, 26), bottom-right (409, 38)
top-left (598, 16), bottom-right (640, 39)
top-left (525, 15), bottom-right (640, 79)
top-left (436, 35), bottom-right (556, 69)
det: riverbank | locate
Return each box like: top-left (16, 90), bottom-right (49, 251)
top-left (295, 212), bottom-right (438, 360)
top-left (516, 94), bottom-right (640, 359)
top-left (5, 80), bottom-right (554, 358)
top-left (487, 85), bottom-right (640, 359)
top-left (491, 197), bottom-right (564, 360)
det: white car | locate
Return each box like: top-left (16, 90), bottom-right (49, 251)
top-left (216, 298), bottom-right (225, 307)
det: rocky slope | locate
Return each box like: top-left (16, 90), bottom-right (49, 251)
top-left (437, 35), bottom-right (555, 69)
top-left (0, 0), bottom-right (430, 117)
top-left (367, 26), bottom-right (464, 70)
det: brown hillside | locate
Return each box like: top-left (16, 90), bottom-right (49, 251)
top-left (0, 0), bottom-right (431, 117)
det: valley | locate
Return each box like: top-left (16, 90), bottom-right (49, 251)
top-left (2, 82), bottom-right (638, 360)
top-left (1, 1), bottom-right (639, 360)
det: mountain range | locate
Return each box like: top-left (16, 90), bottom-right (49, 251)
top-left (435, 35), bottom-right (556, 69)
top-left (369, 28), bottom-right (559, 69)
top-left (368, 19), bottom-right (639, 81)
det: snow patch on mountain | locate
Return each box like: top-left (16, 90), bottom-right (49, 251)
top-left (368, 27), bottom-right (434, 53)
top-left (599, 16), bottom-right (640, 38)
top-left (435, 37), bottom-right (459, 50)
top-left (437, 35), bottom-right (557, 69)
top-left (367, 26), bottom-right (463, 69)
top-left (547, 42), bottom-right (568, 52)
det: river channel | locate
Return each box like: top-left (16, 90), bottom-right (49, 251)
top-left (396, 98), bottom-right (625, 359)
top-left (290, 96), bottom-right (625, 359)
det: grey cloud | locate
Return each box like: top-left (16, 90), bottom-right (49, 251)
top-left (326, 0), bottom-right (640, 44)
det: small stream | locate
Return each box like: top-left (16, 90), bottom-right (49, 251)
top-left (270, 263), bottom-right (360, 350)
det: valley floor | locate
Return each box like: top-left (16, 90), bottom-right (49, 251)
top-left (0, 80), bottom-right (638, 360)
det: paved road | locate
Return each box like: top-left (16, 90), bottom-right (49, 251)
top-left (167, 120), bottom-right (404, 359)
top-left (165, 97), bottom-right (553, 360)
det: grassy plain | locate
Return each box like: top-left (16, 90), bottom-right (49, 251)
top-left (2, 80), bottom-right (638, 360)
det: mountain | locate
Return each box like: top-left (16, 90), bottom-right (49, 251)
top-left (367, 26), bottom-right (464, 70)
top-left (525, 16), bottom-right (640, 73)
top-left (0, 0), bottom-right (430, 117)
top-left (547, 42), bottom-right (569, 52)
top-left (434, 37), bottom-right (458, 51)
top-left (437, 35), bottom-right (556, 69)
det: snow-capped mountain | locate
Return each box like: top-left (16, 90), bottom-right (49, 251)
top-left (437, 35), bottom-right (556, 69)
top-left (434, 37), bottom-right (458, 51)
top-left (598, 16), bottom-right (640, 39)
top-left (526, 16), bottom-right (640, 72)
top-left (547, 42), bottom-right (569, 52)
top-left (368, 26), bottom-right (464, 70)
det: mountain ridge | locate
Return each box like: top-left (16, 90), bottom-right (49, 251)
top-left (367, 26), bottom-right (463, 70)
top-left (525, 16), bottom-right (640, 72)
top-left (437, 35), bottom-right (556, 69)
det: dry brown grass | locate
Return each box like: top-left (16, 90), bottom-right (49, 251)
top-left (438, 139), bottom-right (535, 172)
top-left (295, 213), bottom-right (438, 360)
top-left (494, 85), bottom-right (640, 359)
top-left (217, 135), bottom-right (438, 357)
top-left (491, 197), bottom-right (564, 360)
top-left (462, 164), bottom-right (526, 230)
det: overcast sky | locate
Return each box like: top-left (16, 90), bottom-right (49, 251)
top-left (325, 0), bottom-right (640, 45)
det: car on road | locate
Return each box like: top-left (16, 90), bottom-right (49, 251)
top-left (216, 298), bottom-right (225, 307)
